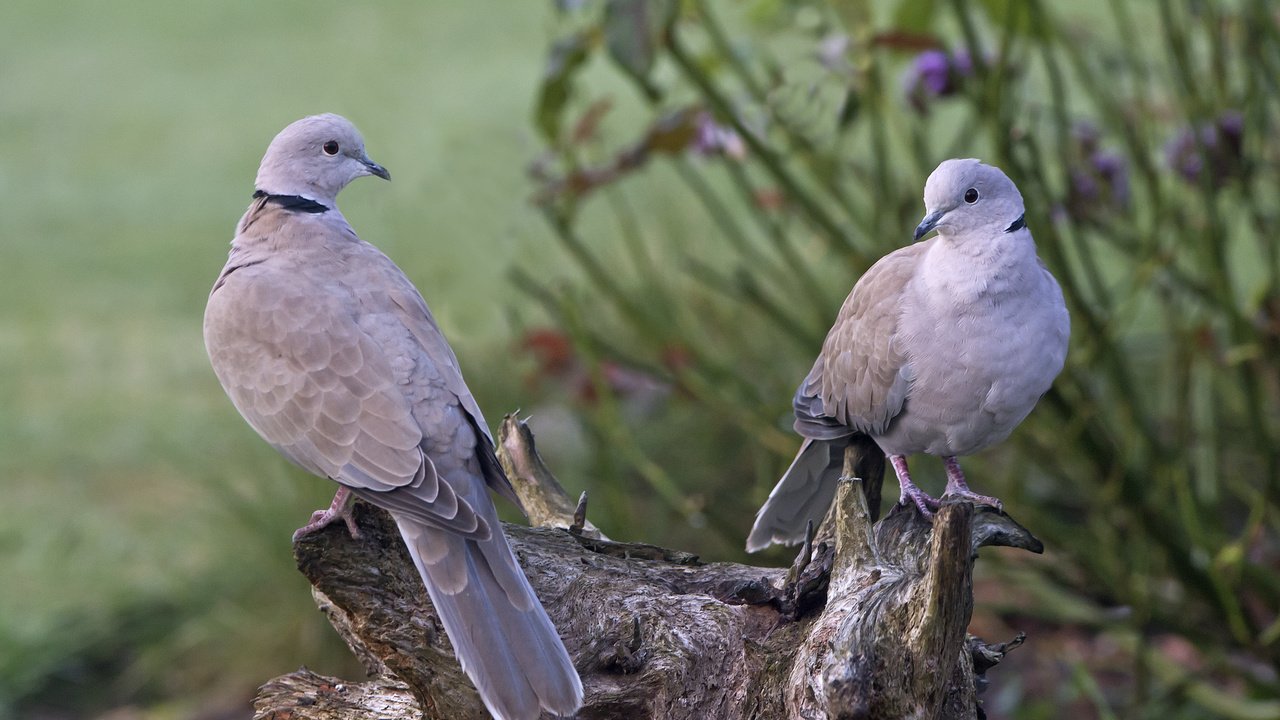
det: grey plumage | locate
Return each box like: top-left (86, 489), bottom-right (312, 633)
top-left (204, 114), bottom-right (582, 719)
top-left (748, 158), bottom-right (1069, 552)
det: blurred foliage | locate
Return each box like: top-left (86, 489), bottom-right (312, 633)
top-left (520, 0), bottom-right (1280, 717)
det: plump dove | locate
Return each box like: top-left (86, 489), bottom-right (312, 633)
top-left (203, 114), bottom-right (583, 719)
top-left (747, 158), bottom-right (1069, 552)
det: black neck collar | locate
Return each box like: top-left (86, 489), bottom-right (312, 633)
top-left (253, 190), bottom-right (329, 214)
top-left (1004, 213), bottom-right (1026, 233)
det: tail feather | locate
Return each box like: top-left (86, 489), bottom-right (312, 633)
top-left (746, 438), bottom-right (846, 552)
top-left (395, 516), bottom-right (584, 720)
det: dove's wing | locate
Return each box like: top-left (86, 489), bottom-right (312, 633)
top-left (374, 266), bottom-right (522, 510)
top-left (747, 242), bottom-right (928, 551)
top-left (204, 235), bottom-right (488, 538)
top-left (792, 240), bottom-right (928, 440)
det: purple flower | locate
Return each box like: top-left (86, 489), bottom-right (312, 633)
top-left (1164, 110), bottom-right (1245, 186)
top-left (1165, 128), bottom-right (1202, 182)
top-left (915, 50), bottom-right (952, 94)
top-left (691, 112), bottom-right (745, 160)
top-left (1065, 123), bottom-right (1130, 218)
top-left (1068, 151), bottom-right (1130, 211)
top-left (902, 49), bottom-right (974, 113)
top-left (1069, 169), bottom-right (1099, 203)
top-left (1091, 151), bottom-right (1130, 205)
top-left (1072, 121), bottom-right (1101, 155)
top-left (1218, 110), bottom-right (1244, 139)
top-left (1216, 110), bottom-right (1244, 159)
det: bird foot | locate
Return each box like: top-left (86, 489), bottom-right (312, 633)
top-left (292, 487), bottom-right (361, 541)
top-left (899, 485), bottom-right (941, 519)
top-left (889, 454), bottom-right (940, 519)
top-left (944, 488), bottom-right (1004, 512)
top-left (941, 456), bottom-right (1003, 511)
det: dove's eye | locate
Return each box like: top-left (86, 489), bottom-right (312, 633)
top-left (964, 188), bottom-right (979, 204)
top-left (323, 141), bottom-right (340, 156)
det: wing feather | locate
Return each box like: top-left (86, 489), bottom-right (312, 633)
top-left (205, 260), bottom-right (489, 539)
top-left (793, 240), bottom-right (927, 438)
top-left (382, 278), bottom-right (524, 511)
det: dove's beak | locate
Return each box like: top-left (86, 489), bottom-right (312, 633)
top-left (913, 210), bottom-right (943, 241)
top-left (363, 158), bottom-right (391, 181)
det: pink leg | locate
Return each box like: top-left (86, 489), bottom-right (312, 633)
top-left (889, 454), bottom-right (940, 518)
top-left (943, 457), bottom-right (1003, 511)
top-left (293, 486), bottom-right (361, 541)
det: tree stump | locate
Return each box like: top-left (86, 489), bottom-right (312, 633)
top-left (253, 415), bottom-right (1041, 719)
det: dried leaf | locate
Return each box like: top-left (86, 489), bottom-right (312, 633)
top-left (645, 107), bottom-right (700, 154)
top-left (572, 98), bottom-right (615, 145)
top-left (871, 30), bottom-right (941, 51)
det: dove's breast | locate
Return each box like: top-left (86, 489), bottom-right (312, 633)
top-left (873, 236), bottom-right (1069, 457)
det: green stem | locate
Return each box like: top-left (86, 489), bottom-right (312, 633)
top-left (671, 159), bottom-right (785, 283)
top-left (723, 160), bottom-right (833, 319)
top-left (667, 28), bottom-right (859, 258)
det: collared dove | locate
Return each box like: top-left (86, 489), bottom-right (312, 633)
top-left (747, 158), bottom-right (1069, 552)
top-left (203, 114), bottom-right (583, 719)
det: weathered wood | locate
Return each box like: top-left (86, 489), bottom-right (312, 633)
top-left (497, 412), bottom-right (607, 540)
top-left (253, 416), bottom-right (1039, 720)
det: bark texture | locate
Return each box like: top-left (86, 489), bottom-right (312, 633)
top-left (253, 415), bottom-right (1040, 720)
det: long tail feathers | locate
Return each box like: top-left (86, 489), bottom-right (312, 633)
top-left (395, 516), bottom-right (584, 720)
top-left (745, 438), bottom-right (846, 552)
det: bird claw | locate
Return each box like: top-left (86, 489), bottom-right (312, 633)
top-left (899, 488), bottom-right (1005, 521)
top-left (889, 454), bottom-right (940, 520)
top-left (293, 487), bottom-right (361, 541)
top-left (945, 489), bottom-right (1004, 512)
top-left (899, 487), bottom-right (941, 519)
top-left (293, 506), bottom-right (361, 541)
top-left (941, 456), bottom-right (1004, 512)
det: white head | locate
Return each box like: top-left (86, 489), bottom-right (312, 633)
top-left (913, 158), bottom-right (1025, 241)
top-left (253, 114), bottom-right (390, 208)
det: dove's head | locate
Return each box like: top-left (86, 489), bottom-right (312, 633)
top-left (254, 114), bottom-right (390, 207)
top-left (914, 158), bottom-right (1025, 242)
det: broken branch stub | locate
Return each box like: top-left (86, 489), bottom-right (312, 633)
top-left (498, 413), bottom-right (607, 540)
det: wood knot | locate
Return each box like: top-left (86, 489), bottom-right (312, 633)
top-left (588, 616), bottom-right (647, 674)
